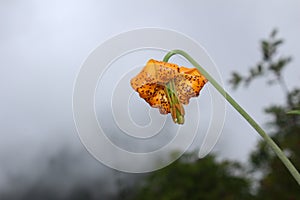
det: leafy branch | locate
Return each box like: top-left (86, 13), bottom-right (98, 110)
top-left (229, 29), bottom-right (292, 94)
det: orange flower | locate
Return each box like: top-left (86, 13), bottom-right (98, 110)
top-left (131, 59), bottom-right (207, 124)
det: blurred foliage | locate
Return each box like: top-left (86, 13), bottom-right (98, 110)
top-left (0, 148), bottom-right (141, 200)
top-left (287, 110), bottom-right (300, 115)
top-left (249, 89), bottom-right (300, 199)
top-left (230, 29), bottom-right (300, 199)
top-left (229, 29), bottom-right (292, 91)
top-left (131, 153), bottom-right (253, 200)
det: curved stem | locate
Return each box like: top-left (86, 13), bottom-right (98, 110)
top-left (163, 49), bottom-right (300, 185)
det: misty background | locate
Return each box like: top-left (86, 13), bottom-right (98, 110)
top-left (1, 0), bottom-right (300, 199)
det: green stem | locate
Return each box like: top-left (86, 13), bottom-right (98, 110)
top-left (165, 79), bottom-right (185, 124)
top-left (163, 49), bottom-right (300, 185)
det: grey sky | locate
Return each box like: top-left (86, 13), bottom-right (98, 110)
top-left (1, 0), bottom-right (300, 193)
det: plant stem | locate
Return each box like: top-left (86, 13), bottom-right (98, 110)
top-left (163, 49), bottom-right (300, 185)
top-left (165, 79), bottom-right (185, 124)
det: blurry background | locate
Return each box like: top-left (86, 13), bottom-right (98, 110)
top-left (1, 0), bottom-right (300, 199)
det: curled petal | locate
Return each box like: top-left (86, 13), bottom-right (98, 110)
top-left (175, 68), bottom-right (208, 104)
top-left (130, 59), bottom-right (207, 124)
top-left (131, 59), bottom-right (178, 90)
top-left (136, 83), bottom-right (170, 114)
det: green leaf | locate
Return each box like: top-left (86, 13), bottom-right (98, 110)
top-left (287, 110), bottom-right (300, 115)
top-left (229, 72), bottom-right (243, 89)
top-left (273, 39), bottom-right (283, 47)
top-left (261, 40), bottom-right (270, 60)
top-left (271, 29), bottom-right (278, 38)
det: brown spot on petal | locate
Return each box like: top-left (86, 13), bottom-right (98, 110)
top-left (131, 59), bottom-right (207, 120)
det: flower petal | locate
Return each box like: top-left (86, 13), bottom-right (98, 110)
top-left (175, 70), bottom-right (208, 104)
top-left (130, 59), bottom-right (178, 90)
top-left (138, 84), bottom-right (170, 114)
top-left (130, 59), bottom-right (207, 123)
